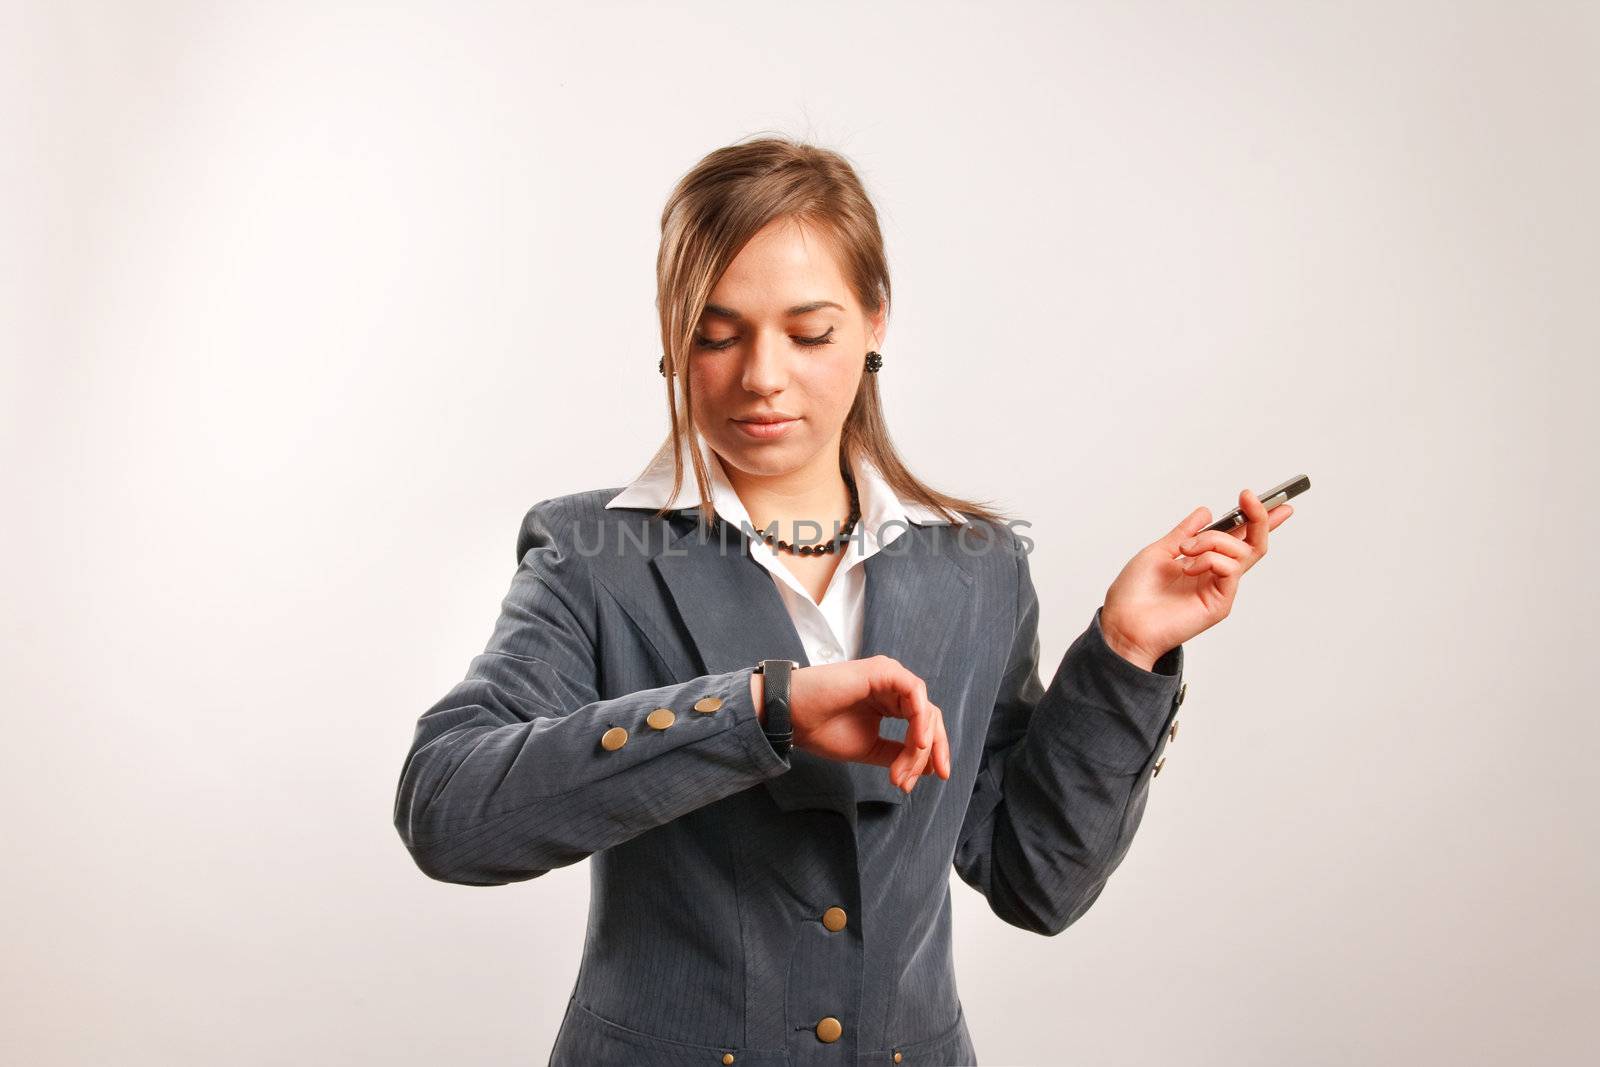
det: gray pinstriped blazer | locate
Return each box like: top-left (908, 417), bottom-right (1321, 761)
top-left (392, 488), bottom-right (1186, 1066)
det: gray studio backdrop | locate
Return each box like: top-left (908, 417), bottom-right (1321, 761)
top-left (4, 1), bottom-right (1595, 1064)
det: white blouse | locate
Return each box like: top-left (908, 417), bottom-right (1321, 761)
top-left (604, 435), bottom-right (968, 667)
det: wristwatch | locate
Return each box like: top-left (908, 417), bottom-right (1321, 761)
top-left (753, 659), bottom-right (800, 759)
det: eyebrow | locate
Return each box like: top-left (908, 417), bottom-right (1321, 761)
top-left (702, 300), bottom-right (845, 322)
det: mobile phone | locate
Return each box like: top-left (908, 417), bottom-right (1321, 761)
top-left (1202, 474), bottom-right (1310, 533)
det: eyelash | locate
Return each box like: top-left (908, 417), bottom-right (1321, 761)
top-left (693, 326), bottom-right (836, 351)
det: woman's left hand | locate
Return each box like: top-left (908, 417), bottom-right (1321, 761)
top-left (1098, 488), bottom-right (1294, 670)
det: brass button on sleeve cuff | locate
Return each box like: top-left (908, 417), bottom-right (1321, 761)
top-left (1169, 719), bottom-right (1180, 742)
top-left (1153, 754), bottom-right (1167, 777)
top-left (1176, 681), bottom-right (1188, 706)
top-left (721, 1054), bottom-right (735, 1065)
top-left (822, 906), bottom-right (847, 932)
top-left (646, 707), bottom-right (676, 730)
top-left (893, 1053), bottom-right (903, 1064)
top-left (815, 1016), bottom-right (842, 1043)
top-left (693, 695), bottom-right (724, 713)
top-left (600, 726), bottom-right (628, 751)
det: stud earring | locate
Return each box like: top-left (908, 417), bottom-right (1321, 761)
top-left (865, 351), bottom-right (884, 373)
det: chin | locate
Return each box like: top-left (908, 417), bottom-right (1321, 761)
top-left (714, 434), bottom-right (806, 476)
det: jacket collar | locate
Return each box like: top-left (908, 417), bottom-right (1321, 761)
top-left (603, 432), bottom-right (969, 534)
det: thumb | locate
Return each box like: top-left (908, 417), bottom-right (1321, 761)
top-left (1158, 506), bottom-right (1213, 552)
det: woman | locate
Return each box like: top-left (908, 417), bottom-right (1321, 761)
top-left (392, 136), bottom-right (1292, 1066)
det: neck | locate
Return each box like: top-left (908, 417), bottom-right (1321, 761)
top-left (721, 439), bottom-right (855, 545)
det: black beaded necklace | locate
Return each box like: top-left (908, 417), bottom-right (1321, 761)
top-left (757, 476), bottom-right (862, 557)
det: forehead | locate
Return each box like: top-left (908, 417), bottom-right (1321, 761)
top-left (707, 217), bottom-right (853, 311)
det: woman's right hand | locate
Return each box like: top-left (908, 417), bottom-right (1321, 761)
top-left (753, 657), bottom-right (950, 794)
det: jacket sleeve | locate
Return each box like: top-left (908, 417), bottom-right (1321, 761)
top-left (951, 528), bottom-right (1186, 935)
top-left (393, 498), bottom-right (792, 887)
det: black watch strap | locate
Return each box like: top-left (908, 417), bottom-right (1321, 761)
top-left (754, 659), bottom-right (799, 759)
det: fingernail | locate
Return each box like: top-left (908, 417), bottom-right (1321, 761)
top-left (1182, 538), bottom-right (1197, 550)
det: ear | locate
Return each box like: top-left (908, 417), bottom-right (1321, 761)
top-left (867, 298), bottom-right (889, 349)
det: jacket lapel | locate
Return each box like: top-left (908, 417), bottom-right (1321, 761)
top-left (845, 540), bottom-right (973, 807)
top-left (652, 513), bottom-right (972, 824)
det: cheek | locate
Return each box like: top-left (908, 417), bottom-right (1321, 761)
top-left (817, 366), bottom-right (863, 412)
top-left (688, 364), bottom-right (733, 405)
top-left (773, 380), bottom-right (854, 440)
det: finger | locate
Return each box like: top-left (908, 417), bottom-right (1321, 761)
top-left (892, 685), bottom-right (919, 786)
top-left (1230, 504), bottom-right (1293, 539)
top-left (868, 659), bottom-right (924, 723)
top-left (932, 703), bottom-right (951, 779)
top-left (905, 709), bottom-right (934, 791)
top-left (1177, 530), bottom-right (1253, 563)
top-left (1221, 502), bottom-right (1293, 537)
top-left (1158, 505), bottom-right (1215, 553)
top-left (1194, 547), bottom-right (1244, 604)
top-left (896, 670), bottom-right (932, 750)
top-left (908, 703), bottom-right (940, 790)
top-left (889, 737), bottom-right (917, 787)
top-left (889, 730), bottom-right (930, 790)
top-left (915, 678), bottom-right (933, 752)
top-left (1237, 489), bottom-right (1270, 556)
top-left (880, 668), bottom-right (931, 786)
top-left (864, 667), bottom-right (911, 781)
top-left (902, 668), bottom-right (936, 782)
top-left (870, 736), bottom-right (907, 778)
top-left (1180, 550), bottom-right (1243, 580)
top-left (886, 731), bottom-right (936, 790)
top-left (870, 660), bottom-right (944, 790)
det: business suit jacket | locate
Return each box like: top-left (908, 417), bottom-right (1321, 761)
top-left (392, 488), bottom-right (1187, 1066)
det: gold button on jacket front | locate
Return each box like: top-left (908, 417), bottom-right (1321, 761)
top-left (815, 1016), bottom-right (842, 1043)
top-left (822, 906), bottom-right (847, 932)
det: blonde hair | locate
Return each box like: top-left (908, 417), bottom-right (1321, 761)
top-left (648, 133), bottom-right (1009, 536)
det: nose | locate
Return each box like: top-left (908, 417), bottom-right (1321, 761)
top-left (740, 329), bottom-right (790, 396)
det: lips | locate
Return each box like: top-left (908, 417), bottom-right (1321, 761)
top-left (732, 414), bottom-right (800, 440)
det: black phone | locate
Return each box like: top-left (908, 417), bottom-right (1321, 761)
top-left (1202, 474), bottom-right (1310, 533)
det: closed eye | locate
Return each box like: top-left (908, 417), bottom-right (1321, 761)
top-left (694, 326), bottom-right (836, 351)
